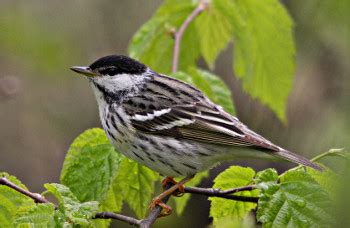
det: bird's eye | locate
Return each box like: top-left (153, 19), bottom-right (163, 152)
top-left (99, 67), bottom-right (119, 76)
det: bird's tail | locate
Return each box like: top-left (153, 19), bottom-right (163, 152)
top-left (273, 150), bottom-right (323, 171)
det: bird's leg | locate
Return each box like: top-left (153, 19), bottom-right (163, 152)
top-left (161, 176), bottom-right (185, 196)
top-left (149, 175), bottom-right (194, 216)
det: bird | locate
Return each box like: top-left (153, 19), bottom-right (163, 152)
top-left (70, 55), bottom-right (322, 214)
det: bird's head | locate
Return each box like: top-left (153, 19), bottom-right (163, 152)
top-left (70, 55), bottom-right (149, 102)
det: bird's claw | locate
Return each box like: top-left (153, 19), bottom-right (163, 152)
top-left (149, 197), bottom-right (172, 217)
top-left (161, 177), bottom-right (185, 197)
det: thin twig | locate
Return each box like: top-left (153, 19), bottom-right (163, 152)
top-left (172, 0), bottom-right (208, 73)
top-left (94, 212), bottom-right (141, 226)
top-left (0, 177), bottom-right (49, 204)
top-left (184, 185), bottom-right (258, 203)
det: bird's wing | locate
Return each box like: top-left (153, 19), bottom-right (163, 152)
top-left (123, 94), bottom-right (279, 151)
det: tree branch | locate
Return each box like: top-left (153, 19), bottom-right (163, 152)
top-left (0, 177), bottom-right (49, 204)
top-left (172, 0), bottom-right (208, 73)
top-left (0, 176), bottom-right (258, 227)
top-left (139, 183), bottom-right (173, 228)
top-left (184, 185), bottom-right (258, 203)
top-left (94, 212), bottom-right (141, 226)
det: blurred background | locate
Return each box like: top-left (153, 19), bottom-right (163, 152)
top-left (0, 0), bottom-right (348, 227)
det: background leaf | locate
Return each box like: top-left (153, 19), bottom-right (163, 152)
top-left (14, 203), bottom-right (56, 227)
top-left (212, 214), bottom-right (256, 228)
top-left (113, 158), bottom-right (159, 218)
top-left (195, 0), bottom-right (234, 68)
top-left (307, 166), bottom-right (339, 199)
top-left (129, 0), bottom-right (199, 73)
top-left (60, 128), bottom-right (122, 203)
top-left (0, 173), bottom-right (35, 227)
top-left (257, 169), bottom-right (334, 227)
top-left (209, 166), bottom-right (259, 225)
top-left (255, 168), bottom-right (278, 184)
top-left (220, 0), bottom-right (295, 121)
top-left (44, 183), bottom-right (99, 226)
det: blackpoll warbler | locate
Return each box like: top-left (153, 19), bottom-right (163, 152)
top-left (71, 55), bottom-right (321, 213)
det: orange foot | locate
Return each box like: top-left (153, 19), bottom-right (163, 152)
top-left (149, 197), bottom-right (172, 217)
top-left (161, 176), bottom-right (185, 197)
top-left (148, 175), bottom-right (194, 217)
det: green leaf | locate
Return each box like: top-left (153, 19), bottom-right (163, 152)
top-left (209, 166), bottom-right (258, 225)
top-left (213, 214), bottom-right (255, 228)
top-left (172, 68), bottom-right (235, 114)
top-left (44, 183), bottom-right (99, 226)
top-left (174, 171), bottom-right (209, 215)
top-left (113, 158), bottom-right (158, 218)
top-left (257, 169), bottom-right (334, 227)
top-left (0, 173), bottom-right (35, 227)
top-left (14, 203), bottom-right (56, 227)
top-left (91, 176), bottom-right (125, 228)
top-left (129, 0), bottom-right (199, 73)
top-left (60, 128), bottom-right (123, 204)
top-left (195, 0), bottom-right (234, 68)
top-left (220, 0), bottom-right (295, 121)
top-left (255, 168), bottom-right (278, 185)
top-left (307, 166), bottom-right (339, 199)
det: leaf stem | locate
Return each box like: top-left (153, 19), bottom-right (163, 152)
top-left (172, 0), bottom-right (208, 73)
top-left (311, 148), bottom-right (347, 162)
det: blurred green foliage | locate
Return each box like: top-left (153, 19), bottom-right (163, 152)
top-left (0, 10), bottom-right (80, 75)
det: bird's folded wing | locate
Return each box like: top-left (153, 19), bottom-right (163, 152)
top-left (125, 99), bottom-right (276, 150)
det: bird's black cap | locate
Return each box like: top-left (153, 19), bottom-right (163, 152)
top-left (90, 55), bottom-right (147, 75)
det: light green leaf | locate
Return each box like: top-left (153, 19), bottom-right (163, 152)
top-left (219, 0), bottom-right (295, 121)
top-left (257, 169), bottom-right (334, 227)
top-left (128, 0), bottom-right (199, 73)
top-left (174, 171), bottom-right (209, 215)
top-left (195, 0), bottom-right (234, 68)
top-left (210, 166), bottom-right (258, 225)
top-left (307, 166), bottom-right (339, 199)
top-left (0, 173), bottom-right (35, 227)
top-left (212, 214), bottom-right (256, 228)
top-left (113, 158), bottom-right (158, 218)
top-left (172, 68), bottom-right (235, 114)
top-left (14, 203), bottom-right (56, 227)
top-left (255, 168), bottom-right (278, 185)
top-left (60, 128), bottom-right (123, 204)
top-left (44, 183), bottom-right (99, 226)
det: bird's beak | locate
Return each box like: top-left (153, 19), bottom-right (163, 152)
top-left (70, 66), bottom-right (95, 77)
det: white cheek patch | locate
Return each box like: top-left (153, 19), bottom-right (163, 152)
top-left (96, 74), bottom-right (135, 92)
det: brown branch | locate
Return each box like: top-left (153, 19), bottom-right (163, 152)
top-left (1, 175), bottom-right (258, 227)
top-left (0, 177), bottom-right (49, 204)
top-left (184, 185), bottom-right (258, 203)
top-left (139, 184), bottom-right (173, 228)
top-left (94, 212), bottom-right (141, 226)
top-left (172, 0), bottom-right (208, 73)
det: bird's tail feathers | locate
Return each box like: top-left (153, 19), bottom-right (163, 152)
top-left (273, 150), bottom-right (323, 171)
